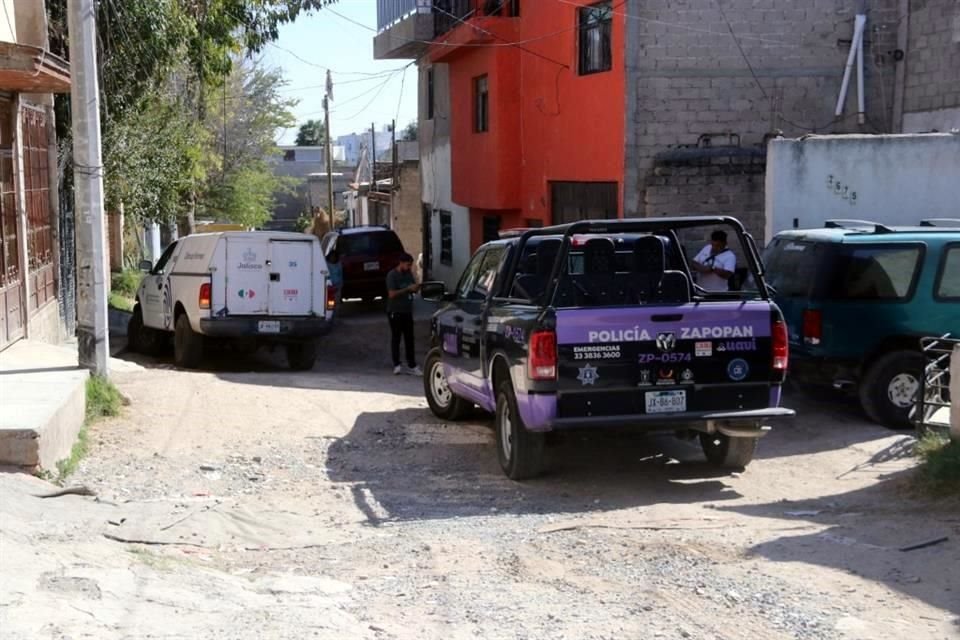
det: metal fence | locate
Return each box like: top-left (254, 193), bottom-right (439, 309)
top-left (376, 0), bottom-right (432, 32)
top-left (914, 334), bottom-right (956, 437)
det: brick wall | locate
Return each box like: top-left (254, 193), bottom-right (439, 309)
top-left (391, 161), bottom-right (423, 260)
top-left (901, 0), bottom-right (960, 131)
top-left (623, 0), bottom-right (900, 239)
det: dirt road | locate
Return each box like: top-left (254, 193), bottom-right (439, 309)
top-left (1, 306), bottom-right (957, 639)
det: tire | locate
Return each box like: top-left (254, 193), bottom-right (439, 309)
top-left (495, 381), bottom-right (545, 481)
top-left (173, 313), bottom-right (204, 369)
top-left (423, 348), bottom-right (471, 420)
top-left (858, 350), bottom-right (924, 429)
top-left (127, 305), bottom-right (144, 354)
top-left (699, 432), bottom-right (758, 470)
top-left (287, 341), bottom-right (318, 371)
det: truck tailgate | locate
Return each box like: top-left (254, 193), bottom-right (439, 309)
top-left (555, 302), bottom-right (775, 418)
top-left (226, 236), bottom-right (270, 314)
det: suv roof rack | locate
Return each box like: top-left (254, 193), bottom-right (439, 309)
top-left (824, 219), bottom-right (894, 233)
top-left (920, 218), bottom-right (960, 227)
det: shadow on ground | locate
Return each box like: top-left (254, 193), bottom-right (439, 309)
top-left (326, 407), bottom-right (743, 525)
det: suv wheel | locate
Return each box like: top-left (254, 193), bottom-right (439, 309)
top-left (699, 432), bottom-right (758, 470)
top-left (174, 314), bottom-right (204, 369)
top-left (495, 381), bottom-right (545, 481)
top-left (423, 348), bottom-right (470, 420)
top-left (859, 350), bottom-right (924, 429)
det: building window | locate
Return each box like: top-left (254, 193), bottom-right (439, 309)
top-left (578, 1), bottom-right (612, 76)
top-left (474, 75), bottom-right (489, 133)
top-left (482, 215), bottom-right (501, 243)
top-left (426, 68), bottom-right (435, 121)
top-left (439, 210), bottom-right (453, 266)
top-left (550, 181), bottom-right (618, 225)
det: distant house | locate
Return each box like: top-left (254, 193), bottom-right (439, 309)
top-left (267, 144), bottom-right (349, 231)
top-left (336, 126), bottom-right (394, 166)
top-left (0, 0), bottom-right (71, 349)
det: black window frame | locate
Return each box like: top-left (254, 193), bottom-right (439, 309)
top-left (934, 242), bottom-right (960, 302)
top-left (474, 75), bottom-right (489, 133)
top-left (439, 210), bottom-right (453, 266)
top-left (825, 242), bottom-right (926, 303)
top-left (578, 1), bottom-right (613, 76)
top-left (426, 68), bottom-right (435, 121)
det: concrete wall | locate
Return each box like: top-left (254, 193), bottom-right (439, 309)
top-left (901, 0), bottom-right (960, 132)
top-left (623, 0), bottom-right (899, 223)
top-left (391, 160), bottom-right (422, 260)
top-left (0, 0), bottom-right (15, 43)
top-left (765, 133), bottom-right (960, 241)
top-left (12, 0), bottom-right (47, 47)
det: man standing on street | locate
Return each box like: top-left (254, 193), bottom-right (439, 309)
top-left (692, 230), bottom-right (736, 292)
top-left (386, 253), bottom-right (423, 375)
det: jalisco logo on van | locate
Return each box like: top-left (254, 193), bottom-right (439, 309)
top-left (587, 325), bottom-right (755, 344)
top-left (239, 248), bottom-right (263, 270)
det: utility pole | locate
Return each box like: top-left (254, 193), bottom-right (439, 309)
top-left (370, 122), bottom-right (377, 192)
top-left (323, 70), bottom-right (334, 223)
top-left (68, 0), bottom-right (109, 375)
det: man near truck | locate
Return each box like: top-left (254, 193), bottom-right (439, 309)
top-left (693, 230), bottom-right (737, 291)
top-left (386, 253), bottom-right (423, 376)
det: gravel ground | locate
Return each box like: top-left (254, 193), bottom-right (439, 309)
top-left (2, 301), bottom-right (958, 639)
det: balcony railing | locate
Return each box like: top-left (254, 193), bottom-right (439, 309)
top-left (377, 0), bottom-right (433, 32)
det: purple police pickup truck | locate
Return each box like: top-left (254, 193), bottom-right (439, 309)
top-left (419, 216), bottom-right (794, 480)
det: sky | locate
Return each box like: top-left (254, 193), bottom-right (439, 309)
top-left (264, 1), bottom-right (418, 145)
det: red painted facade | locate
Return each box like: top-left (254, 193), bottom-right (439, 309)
top-left (430, 1), bottom-right (626, 250)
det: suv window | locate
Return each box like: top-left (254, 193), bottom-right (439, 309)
top-left (762, 239), bottom-right (823, 297)
top-left (936, 244), bottom-right (960, 300)
top-left (456, 250), bottom-right (487, 300)
top-left (339, 230), bottom-right (403, 256)
top-left (828, 245), bottom-right (922, 300)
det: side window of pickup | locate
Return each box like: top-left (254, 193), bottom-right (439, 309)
top-left (471, 247), bottom-right (506, 301)
top-left (152, 241), bottom-right (178, 275)
top-left (456, 250), bottom-right (487, 300)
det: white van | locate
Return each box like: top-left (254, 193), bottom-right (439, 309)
top-left (128, 231), bottom-right (334, 370)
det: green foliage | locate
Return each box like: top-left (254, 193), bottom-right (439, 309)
top-left (108, 291), bottom-right (135, 313)
top-left (86, 376), bottom-right (124, 422)
top-left (55, 425), bottom-right (88, 481)
top-left (402, 121), bottom-right (418, 142)
top-left (295, 119), bottom-right (326, 146)
top-left (111, 269), bottom-right (144, 298)
top-left (916, 433), bottom-right (960, 492)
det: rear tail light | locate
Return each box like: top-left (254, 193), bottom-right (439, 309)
top-left (802, 309), bottom-right (822, 346)
top-left (528, 330), bottom-right (557, 381)
top-left (199, 283), bottom-right (211, 310)
top-left (326, 283), bottom-right (337, 311)
top-left (772, 319), bottom-right (789, 371)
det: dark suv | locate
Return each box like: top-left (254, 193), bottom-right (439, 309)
top-left (323, 226), bottom-right (405, 301)
top-left (763, 220), bottom-right (959, 428)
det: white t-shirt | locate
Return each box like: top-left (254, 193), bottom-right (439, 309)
top-left (693, 245), bottom-right (736, 291)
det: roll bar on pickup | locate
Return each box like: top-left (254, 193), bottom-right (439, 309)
top-left (507, 215), bottom-right (770, 303)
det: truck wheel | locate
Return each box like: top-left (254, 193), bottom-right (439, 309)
top-left (127, 305), bottom-right (144, 354)
top-left (700, 433), bottom-right (758, 470)
top-left (287, 341), bottom-right (317, 371)
top-left (495, 381), bottom-right (545, 481)
top-left (423, 348), bottom-right (471, 420)
top-left (859, 350), bottom-right (924, 429)
top-left (174, 314), bottom-right (204, 369)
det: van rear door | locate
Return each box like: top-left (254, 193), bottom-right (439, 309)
top-left (268, 240), bottom-right (314, 315)
top-left (226, 236), bottom-right (270, 315)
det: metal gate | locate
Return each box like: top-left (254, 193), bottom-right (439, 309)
top-left (550, 181), bottom-right (618, 225)
top-left (914, 334), bottom-right (956, 437)
top-left (0, 97), bottom-right (23, 348)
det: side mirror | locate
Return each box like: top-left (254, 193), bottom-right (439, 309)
top-left (420, 281), bottom-right (448, 302)
top-left (138, 260), bottom-right (153, 273)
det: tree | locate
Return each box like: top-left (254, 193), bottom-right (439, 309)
top-left (401, 121), bottom-right (418, 141)
top-left (295, 119), bottom-right (326, 146)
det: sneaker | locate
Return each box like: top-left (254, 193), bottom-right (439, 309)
top-left (393, 365), bottom-right (404, 375)
top-left (406, 365), bottom-right (424, 376)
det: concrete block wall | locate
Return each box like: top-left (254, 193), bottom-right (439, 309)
top-left (391, 161), bottom-right (423, 260)
top-left (902, 0), bottom-right (960, 132)
top-left (623, 0), bottom-right (900, 234)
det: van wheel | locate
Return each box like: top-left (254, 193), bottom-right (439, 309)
top-left (423, 348), bottom-right (471, 420)
top-left (127, 305), bottom-right (144, 354)
top-left (859, 350), bottom-right (924, 429)
top-left (174, 314), bottom-right (203, 369)
top-left (287, 341), bottom-right (317, 371)
top-left (495, 381), bottom-right (545, 481)
top-left (700, 433), bottom-right (758, 470)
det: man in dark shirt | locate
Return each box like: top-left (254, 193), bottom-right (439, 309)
top-left (386, 253), bottom-right (423, 375)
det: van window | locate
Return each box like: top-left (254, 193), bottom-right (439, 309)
top-left (339, 231), bottom-right (403, 256)
top-left (936, 245), bottom-right (960, 300)
top-left (762, 239), bottom-right (823, 297)
top-left (829, 245), bottom-right (922, 300)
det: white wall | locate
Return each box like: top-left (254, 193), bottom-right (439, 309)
top-left (765, 133), bottom-right (960, 242)
top-left (421, 140), bottom-right (470, 289)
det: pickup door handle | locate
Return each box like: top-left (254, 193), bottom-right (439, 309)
top-left (651, 314), bottom-right (683, 322)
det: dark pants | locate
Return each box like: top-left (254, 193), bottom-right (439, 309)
top-left (388, 312), bottom-right (416, 368)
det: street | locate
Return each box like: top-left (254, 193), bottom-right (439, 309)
top-left (1, 303), bottom-right (957, 640)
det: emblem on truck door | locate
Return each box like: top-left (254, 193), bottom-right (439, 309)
top-left (577, 364), bottom-right (600, 386)
top-left (656, 332), bottom-right (676, 352)
top-left (727, 358), bottom-right (750, 382)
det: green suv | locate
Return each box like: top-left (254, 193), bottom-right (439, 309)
top-left (763, 220), bottom-right (959, 428)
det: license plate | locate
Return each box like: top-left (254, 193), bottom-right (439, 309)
top-left (645, 390), bottom-right (686, 414)
top-left (258, 320), bottom-right (281, 334)
top-left (363, 261), bottom-right (380, 272)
